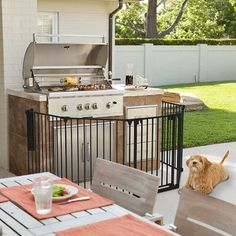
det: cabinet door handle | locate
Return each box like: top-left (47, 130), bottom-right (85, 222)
top-left (81, 143), bottom-right (85, 162)
top-left (86, 142), bottom-right (90, 162)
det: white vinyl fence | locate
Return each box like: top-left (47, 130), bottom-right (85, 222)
top-left (114, 44), bottom-right (236, 86)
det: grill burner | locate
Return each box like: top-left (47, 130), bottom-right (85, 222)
top-left (22, 34), bottom-right (124, 118)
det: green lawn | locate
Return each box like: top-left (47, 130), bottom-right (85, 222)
top-left (159, 81), bottom-right (236, 148)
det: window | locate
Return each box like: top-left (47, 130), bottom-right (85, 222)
top-left (37, 12), bottom-right (58, 42)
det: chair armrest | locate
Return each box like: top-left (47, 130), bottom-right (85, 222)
top-left (159, 224), bottom-right (177, 232)
top-left (168, 224), bottom-right (177, 232)
top-left (143, 212), bottom-right (164, 225)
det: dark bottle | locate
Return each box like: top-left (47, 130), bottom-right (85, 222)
top-left (125, 75), bottom-right (133, 85)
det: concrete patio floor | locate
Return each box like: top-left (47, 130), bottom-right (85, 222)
top-left (0, 168), bottom-right (15, 178)
top-left (1, 141), bottom-right (235, 226)
top-left (157, 141), bottom-right (236, 225)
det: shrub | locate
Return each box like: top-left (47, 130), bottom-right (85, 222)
top-left (115, 38), bottom-right (236, 45)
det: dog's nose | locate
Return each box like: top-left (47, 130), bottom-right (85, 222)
top-left (192, 161), bottom-right (197, 165)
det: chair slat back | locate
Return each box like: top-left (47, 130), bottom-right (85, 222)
top-left (91, 158), bottom-right (160, 216)
top-left (175, 188), bottom-right (236, 236)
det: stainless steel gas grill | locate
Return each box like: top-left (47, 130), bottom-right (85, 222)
top-left (23, 34), bottom-right (123, 118)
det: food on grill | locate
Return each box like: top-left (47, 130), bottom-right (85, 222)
top-left (65, 86), bottom-right (79, 91)
top-left (52, 185), bottom-right (69, 197)
top-left (47, 80), bottom-right (112, 92)
top-left (78, 85), bottom-right (93, 91)
top-left (76, 81), bottom-right (112, 91)
top-left (94, 84), bottom-right (100, 90)
top-left (48, 87), bottom-right (64, 92)
top-left (100, 84), bottom-right (107, 89)
top-left (85, 85), bottom-right (94, 90)
top-left (64, 77), bottom-right (78, 86)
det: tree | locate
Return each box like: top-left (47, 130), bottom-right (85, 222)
top-left (161, 0), bottom-right (236, 39)
top-left (146, 0), bottom-right (188, 38)
top-left (116, 3), bottom-right (146, 38)
top-left (115, 0), bottom-right (236, 39)
top-left (116, 0), bottom-right (189, 38)
top-left (230, 0), bottom-right (236, 6)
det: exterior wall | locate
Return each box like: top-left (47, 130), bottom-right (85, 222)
top-left (0, 0), bottom-right (117, 169)
top-left (114, 44), bottom-right (236, 86)
top-left (37, 0), bottom-right (117, 79)
top-left (37, 0), bottom-right (116, 43)
top-left (0, 1), bottom-right (5, 169)
top-left (0, 0), bottom-right (37, 169)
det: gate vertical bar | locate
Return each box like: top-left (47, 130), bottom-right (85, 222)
top-left (26, 109), bottom-right (35, 173)
top-left (133, 120), bottom-right (138, 169)
top-left (177, 105), bottom-right (185, 186)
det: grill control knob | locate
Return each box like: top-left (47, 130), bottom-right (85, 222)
top-left (84, 103), bottom-right (90, 110)
top-left (77, 104), bottom-right (83, 111)
top-left (106, 102), bottom-right (111, 109)
top-left (61, 105), bottom-right (68, 112)
top-left (92, 103), bottom-right (98, 109)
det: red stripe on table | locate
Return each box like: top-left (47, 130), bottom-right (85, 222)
top-left (56, 214), bottom-right (176, 236)
top-left (0, 178), bottom-right (113, 220)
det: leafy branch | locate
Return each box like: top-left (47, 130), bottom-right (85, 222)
top-left (157, 0), bottom-right (189, 38)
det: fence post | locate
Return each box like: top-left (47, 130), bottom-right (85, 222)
top-left (198, 44), bottom-right (208, 82)
top-left (143, 43), bottom-right (153, 85)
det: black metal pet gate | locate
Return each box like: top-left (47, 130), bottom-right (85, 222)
top-left (26, 102), bottom-right (184, 192)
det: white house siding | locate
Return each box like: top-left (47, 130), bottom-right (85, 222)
top-left (37, 0), bottom-right (117, 43)
top-left (0, 0), bottom-right (37, 169)
top-left (114, 44), bottom-right (236, 86)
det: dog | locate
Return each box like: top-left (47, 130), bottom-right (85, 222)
top-left (185, 151), bottom-right (229, 194)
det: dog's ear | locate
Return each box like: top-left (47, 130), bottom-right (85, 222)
top-left (186, 157), bottom-right (191, 167)
top-left (203, 157), bottom-right (212, 169)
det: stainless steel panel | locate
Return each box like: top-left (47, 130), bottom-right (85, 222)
top-left (23, 42), bottom-right (108, 80)
top-left (125, 105), bottom-right (158, 163)
top-left (53, 122), bottom-right (115, 182)
top-left (48, 95), bottom-right (123, 118)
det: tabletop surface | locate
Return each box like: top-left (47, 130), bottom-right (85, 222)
top-left (0, 172), bottom-right (178, 236)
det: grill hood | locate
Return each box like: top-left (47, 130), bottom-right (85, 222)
top-left (23, 41), bottom-right (108, 80)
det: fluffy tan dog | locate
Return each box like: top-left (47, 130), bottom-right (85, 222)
top-left (185, 151), bottom-right (229, 194)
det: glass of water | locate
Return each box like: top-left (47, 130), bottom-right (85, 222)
top-left (32, 176), bottom-right (53, 215)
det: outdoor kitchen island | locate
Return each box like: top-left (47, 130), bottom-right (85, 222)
top-left (8, 87), bottom-right (164, 176)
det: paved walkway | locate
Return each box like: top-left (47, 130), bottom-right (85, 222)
top-left (157, 141), bottom-right (236, 225)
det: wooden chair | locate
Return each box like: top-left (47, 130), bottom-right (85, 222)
top-left (91, 158), bottom-right (163, 224)
top-left (172, 188), bottom-right (236, 236)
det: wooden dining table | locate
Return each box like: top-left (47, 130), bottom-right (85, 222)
top-left (0, 172), bottom-right (179, 236)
